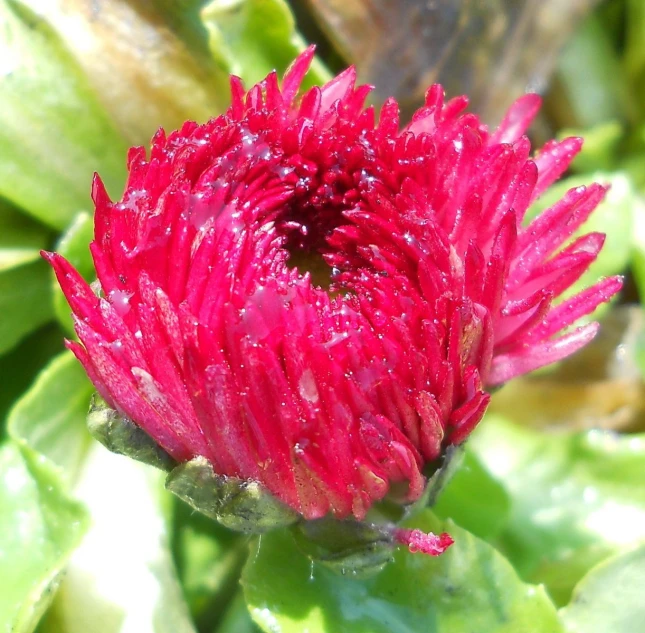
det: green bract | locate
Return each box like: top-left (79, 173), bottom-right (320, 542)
top-left (166, 457), bottom-right (299, 534)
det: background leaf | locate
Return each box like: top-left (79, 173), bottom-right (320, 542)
top-left (547, 12), bottom-right (636, 130)
top-left (0, 0), bottom-right (128, 228)
top-left (0, 324), bottom-right (63, 428)
top-left (16, 0), bottom-right (229, 146)
top-left (243, 509), bottom-right (564, 633)
top-left (0, 442), bottom-right (88, 633)
top-left (560, 545), bottom-right (645, 633)
top-left (39, 445), bottom-right (197, 633)
top-left (202, 0), bottom-right (330, 88)
top-left (472, 415), bottom-right (645, 604)
top-left (432, 448), bottom-right (510, 541)
top-left (0, 259), bottom-right (54, 356)
top-left (172, 504), bottom-right (247, 632)
top-left (7, 351), bottom-right (93, 482)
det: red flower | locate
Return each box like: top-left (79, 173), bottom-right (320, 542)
top-left (45, 48), bottom-right (621, 522)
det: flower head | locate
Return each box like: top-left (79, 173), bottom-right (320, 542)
top-left (46, 47), bottom-right (621, 522)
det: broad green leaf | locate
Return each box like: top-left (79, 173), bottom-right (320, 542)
top-left (472, 415), bottom-right (645, 605)
top-left (51, 212), bottom-right (94, 336)
top-left (40, 444), bottom-right (196, 633)
top-left (202, 0), bottom-right (330, 88)
top-left (17, 0), bottom-right (328, 148)
top-left (7, 350), bottom-right (93, 482)
top-left (0, 259), bottom-right (53, 356)
top-left (433, 448), bottom-right (510, 541)
top-left (242, 510), bottom-right (564, 633)
top-left (0, 199), bottom-right (50, 270)
top-left (0, 0), bottom-right (127, 229)
top-left (560, 545), bottom-right (645, 633)
top-left (0, 248), bottom-right (40, 270)
top-left (0, 442), bottom-right (88, 633)
top-left (621, 144), bottom-right (645, 193)
top-left (16, 0), bottom-right (231, 146)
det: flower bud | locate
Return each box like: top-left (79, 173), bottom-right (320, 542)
top-left (48, 46), bottom-right (621, 552)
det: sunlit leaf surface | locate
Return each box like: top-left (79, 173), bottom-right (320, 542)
top-left (560, 545), bottom-right (645, 633)
top-left (243, 510), bottom-right (564, 633)
top-left (0, 443), bottom-right (88, 633)
top-left (472, 415), bottom-right (645, 604)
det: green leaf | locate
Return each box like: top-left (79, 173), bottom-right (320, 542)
top-left (7, 345), bottom-right (196, 633)
top-left (0, 199), bottom-right (50, 249)
top-left (14, 0), bottom-right (231, 147)
top-left (0, 442), bottom-right (88, 633)
top-left (51, 212), bottom-right (94, 336)
top-left (17, 0), bottom-right (328, 149)
top-left (629, 191), bottom-right (645, 302)
top-left (39, 444), bottom-right (197, 633)
top-left (552, 13), bottom-right (635, 129)
top-left (215, 591), bottom-right (260, 633)
top-left (202, 0), bottom-right (330, 88)
top-left (0, 258), bottom-right (54, 356)
top-left (0, 0), bottom-right (128, 229)
top-left (560, 545), bottom-right (645, 633)
top-left (0, 323), bottom-right (64, 430)
top-left (472, 415), bottom-right (645, 605)
top-left (433, 448), bottom-right (510, 541)
top-left (173, 503), bottom-right (247, 631)
top-left (7, 351), bottom-right (93, 482)
top-left (625, 0), bottom-right (645, 110)
top-left (242, 510), bottom-right (564, 633)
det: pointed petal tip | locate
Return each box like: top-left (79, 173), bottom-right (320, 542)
top-left (489, 321), bottom-right (601, 385)
top-left (491, 92), bottom-right (542, 145)
top-left (91, 173), bottom-right (113, 207)
top-left (520, 92), bottom-right (542, 107)
top-left (319, 64), bottom-right (361, 113)
top-left (281, 46), bottom-right (317, 104)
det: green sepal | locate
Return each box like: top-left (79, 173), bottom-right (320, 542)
top-left (87, 393), bottom-right (176, 472)
top-left (292, 517), bottom-right (394, 578)
top-left (165, 456), bottom-right (299, 534)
